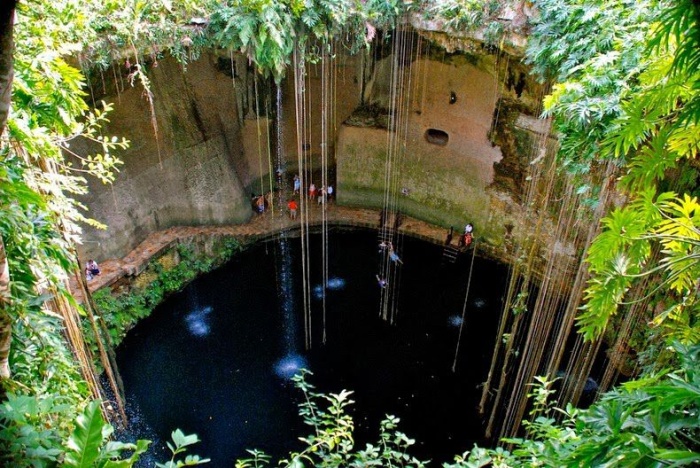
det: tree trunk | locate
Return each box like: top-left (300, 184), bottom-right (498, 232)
top-left (0, 1), bottom-right (17, 382)
top-left (0, 0), bottom-right (17, 136)
top-left (0, 238), bottom-right (10, 380)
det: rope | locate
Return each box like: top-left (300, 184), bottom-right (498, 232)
top-left (452, 241), bottom-right (478, 372)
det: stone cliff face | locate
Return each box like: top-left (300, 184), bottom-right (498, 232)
top-left (75, 53), bottom-right (252, 260)
top-left (77, 33), bottom-right (544, 263)
top-left (337, 50), bottom-right (505, 236)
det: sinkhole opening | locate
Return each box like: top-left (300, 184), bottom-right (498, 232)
top-left (115, 229), bottom-right (507, 466)
top-left (425, 128), bottom-right (449, 146)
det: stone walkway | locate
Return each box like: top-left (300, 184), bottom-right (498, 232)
top-left (77, 202), bottom-right (472, 301)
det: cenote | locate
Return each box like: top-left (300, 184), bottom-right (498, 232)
top-left (116, 229), bottom-right (507, 466)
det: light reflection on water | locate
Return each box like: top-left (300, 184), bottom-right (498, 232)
top-left (313, 277), bottom-right (346, 299)
top-left (274, 354), bottom-right (309, 380)
top-left (184, 306), bottom-right (213, 337)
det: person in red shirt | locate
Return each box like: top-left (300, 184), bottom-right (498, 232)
top-left (287, 199), bottom-right (298, 219)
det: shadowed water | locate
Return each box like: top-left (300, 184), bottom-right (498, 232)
top-left (116, 229), bottom-right (507, 466)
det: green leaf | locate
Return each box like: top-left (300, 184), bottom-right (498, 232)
top-left (171, 429), bottom-right (200, 450)
top-left (64, 400), bottom-right (111, 468)
top-left (655, 449), bottom-right (700, 463)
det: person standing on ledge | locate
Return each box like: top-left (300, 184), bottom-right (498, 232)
top-left (460, 223), bottom-right (474, 248)
top-left (445, 226), bottom-right (454, 245)
top-left (287, 199), bottom-right (298, 220)
top-left (293, 174), bottom-right (300, 194)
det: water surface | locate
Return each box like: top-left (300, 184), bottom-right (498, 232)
top-left (117, 229), bottom-right (507, 465)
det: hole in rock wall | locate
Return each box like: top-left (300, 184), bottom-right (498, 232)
top-left (425, 128), bottom-right (449, 146)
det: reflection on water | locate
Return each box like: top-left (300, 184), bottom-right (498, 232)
top-left (184, 306), bottom-right (213, 337)
top-left (447, 315), bottom-right (463, 327)
top-left (274, 354), bottom-right (309, 379)
top-left (313, 276), bottom-right (346, 299)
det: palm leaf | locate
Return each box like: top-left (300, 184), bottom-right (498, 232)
top-left (64, 400), bottom-right (111, 468)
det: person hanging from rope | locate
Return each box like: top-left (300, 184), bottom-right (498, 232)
top-left (378, 240), bottom-right (389, 252)
top-left (287, 199), bottom-right (298, 220)
top-left (376, 275), bottom-right (388, 288)
top-left (388, 243), bottom-right (403, 264)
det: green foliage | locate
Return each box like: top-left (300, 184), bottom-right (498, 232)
top-left (441, 344), bottom-right (700, 467)
top-left (0, 395), bottom-right (149, 468)
top-left (526, 0), bottom-right (699, 357)
top-left (529, 0), bottom-right (653, 176)
top-left (2, 0), bottom-right (132, 426)
top-left (235, 370), bottom-right (426, 467)
top-left (207, 0), bottom-right (407, 82)
top-left (0, 393), bottom-right (72, 467)
top-left (78, 0), bottom-right (210, 70)
top-left (421, 0), bottom-right (501, 38)
top-left (157, 429), bottom-right (210, 468)
top-left (92, 239), bottom-right (242, 347)
top-left (64, 400), bottom-right (150, 468)
top-left (565, 0), bottom-right (700, 346)
top-left (548, 343), bottom-right (700, 466)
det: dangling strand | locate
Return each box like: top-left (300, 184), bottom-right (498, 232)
top-left (293, 43), bottom-right (312, 349)
top-left (378, 28), bottom-right (403, 322)
top-left (452, 241), bottom-right (478, 372)
top-left (253, 71), bottom-right (266, 198)
top-left (320, 44), bottom-right (330, 344)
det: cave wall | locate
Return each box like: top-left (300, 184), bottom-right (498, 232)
top-left (336, 50), bottom-right (525, 244)
top-left (278, 53), bottom-right (364, 181)
top-left (75, 53), bottom-right (252, 261)
top-left (76, 37), bottom-right (543, 262)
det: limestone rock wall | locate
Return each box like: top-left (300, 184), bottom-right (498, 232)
top-left (76, 53), bottom-right (252, 261)
top-left (336, 51), bottom-right (523, 245)
top-left (76, 36), bottom-right (543, 263)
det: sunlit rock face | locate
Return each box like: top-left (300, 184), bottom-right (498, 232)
top-left (75, 53), bottom-right (253, 261)
top-left (78, 27), bottom-right (545, 263)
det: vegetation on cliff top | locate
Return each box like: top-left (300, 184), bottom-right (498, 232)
top-left (0, 0), bottom-right (698, 466)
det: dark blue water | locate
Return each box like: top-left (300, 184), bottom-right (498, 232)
top-left (116, 229), bottom-right (507, 466)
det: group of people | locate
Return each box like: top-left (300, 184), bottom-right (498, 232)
top-left (376, 240), bottom-right (405, 288)
top-left (378, 240), bottom-right (403, 264)
top-left (307, 182), bottom-right (333, 205)
top-left (444, 223), bottom-right (474, 248)
top-left (286, 174), bottom-right (335, 220)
